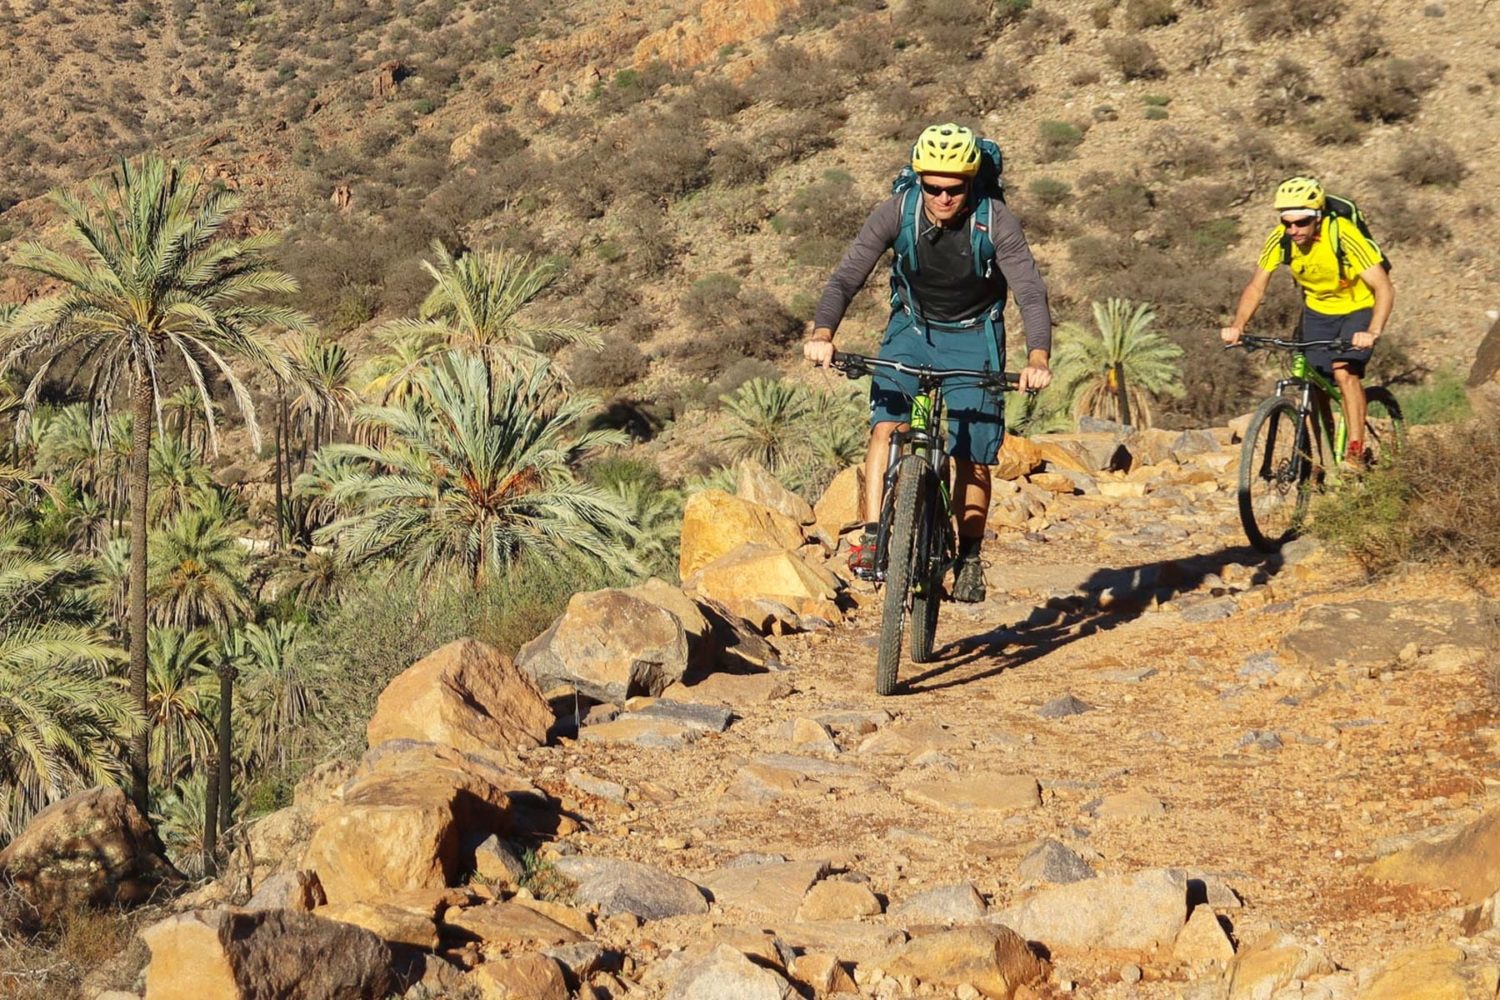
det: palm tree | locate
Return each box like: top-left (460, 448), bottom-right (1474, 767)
top-left (0, 155), bottom-right (310, 813)
top-left (720, 377), bottom-right (811, 470)
top-left (606, 480), bottom-right (683, 581)
top-left (148, 434), bottom-right (212, 521)
top-left (300, 351), bottom-right (636, 587)
top-left (149, 504), bottom-right (252, 632)
top-left (359, 323), bottom-right (443, 408)
top-left (229, 620), bottom-right (316, 771)
top-left (0, 529), bottom-right (135, 839)
top-left (1051, 298), bottom-right (1185, 429)
top-left (382, 241), bottom-right (600, 367)
top-left (143, 626), bottom-right (215, 786)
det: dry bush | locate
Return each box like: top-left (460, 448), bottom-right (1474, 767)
top-left (870, 82), bottom-right (931, 139)
top-left (1365, 179), bottom-right (1450, 247)
top-left (1336, 13), bottom-right (1387, 66)
top-left (1240, 0), bottom-right (1340, 36)
top-left (1157, 325), bottom-right (1260, 425)
top-left (577, 269), bottom-right (641, 326)
top-left (570, 339), bottom-right (649, 390)
top-left (1012, 7), bottom-right (1074, 57)
top-left (1103, 36), bottom-right (1166, 80)
top-left (1344, 56), bottom-right (1445, 123)
top-left (748, 44), bottom-right (845, 110)
top-left (676, 275), bottom-right (802, 374)
top-left (671, 77), bottom-right (749, 121)
top-left (1219, 126), bottom-right (1308, 187)
top-left (963, 53), bottom-right (1034, 111)
top-left (1301, 112), bottom-right (1367, 147)
top-left (1077, 174), bottom-right (1155, 234)
top-left (1124, 0), bottom-right (1177, 28)
top-left (1392, 140), bottom-right (1467, 187)
top-left (830, 19), bottom-right (896, 82)
top-left (759, 108), bottom-right (845, 168)
top-left (904, 0), bottom-right (992, 54)
top-left (771, 170), bottom-right (866, 267)
top-left (710, 140), bottom-right (768, 186)
top-left (1028, 177), bottom-right (1072, 208)
top-left (1144, 126), bottom-right (1220, 178)
top-left (1253, 58), bottom-right (1323, 125)
top-left (617, 113), bottom-right (710, 200)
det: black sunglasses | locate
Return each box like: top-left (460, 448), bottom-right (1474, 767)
top-left (1281, 215), bottom-right (1319, 229)
top-left (921, 180), bottom-right (967, 198)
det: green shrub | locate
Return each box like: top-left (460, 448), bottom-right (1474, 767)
top-left (1144, 107), bottom-right (1169, 120)
top-left (1077, 176), bottom-right (1154, 234)
top-left (1028, 177), bottom-right (1072, 208)
top-left (1400, 367), bottom-right (1473, 425)
top-left (1036, 119), bottom-right (1085, 162)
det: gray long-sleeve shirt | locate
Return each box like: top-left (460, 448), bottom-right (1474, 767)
top-left (813, 195), bottom-right (1053, 353)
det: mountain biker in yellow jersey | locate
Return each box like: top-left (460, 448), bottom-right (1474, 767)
top-left (1220, 176), bottom-right (1395, 467)
top-left (803, 123), bottom-right (1053, 603)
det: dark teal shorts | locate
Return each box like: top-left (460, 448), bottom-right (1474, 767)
top-left (1299, 306), bottom-right (1374, 377)
top-left (869, 312), bottom-right (1007, 464)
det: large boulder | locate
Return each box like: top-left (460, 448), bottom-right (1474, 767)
top-left (140, 908), bottom-right (393, 1000)
top-left (367, 638), bottom-right (553, 753)
top-left (737, 460), bottom-right (814, 525)
top-left (679, 490), bottom-right (805, 579)
top-left (812, 465), bottom-right (864, 541)
top-left (0, 786), bottom-right (178, 926)
top-left (684, 543), bottom-right (841, 632)
top-left (1366, 804), bottom-right (1500, 904)
top-left (516, 588), bottom-right (689, 703)
top-left (993, 434), bottom-right (1043, 480)
top-left (988, 868), bottom-right (1188, 954)
top-left (302, 743), bottom-right (540, 905)
top-left (553, 856), bottom-right (709, 920)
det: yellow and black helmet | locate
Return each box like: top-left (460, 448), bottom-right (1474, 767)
top-left (1273, 176), bottom-right (1326, 213)
top-left (911, 123), bottom-right (981, 177)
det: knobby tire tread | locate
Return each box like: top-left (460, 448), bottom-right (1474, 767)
top-left (1238, 395), bottom-right (1306, 552)
top-left (909, 466), bottom-right (945, 664)
top-left (877, 455), bottom-right (924, 695)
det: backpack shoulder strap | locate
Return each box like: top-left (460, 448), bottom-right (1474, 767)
top-left (969, 195), bottom-right (996, 279)
top-left (891, 186), bottom-right (922, 276)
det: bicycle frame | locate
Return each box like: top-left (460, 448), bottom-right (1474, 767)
top-left (1275, 353), bottom-right (1348, 479)
top-left (873, 383), bottom-right (952, 585)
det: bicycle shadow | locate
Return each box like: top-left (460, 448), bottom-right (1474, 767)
top-left (899, 545), bottom-right (1285, 693)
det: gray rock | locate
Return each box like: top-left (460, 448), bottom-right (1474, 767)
top-left (664, 945), bottom-right (798, 1000)
top-left (544, 941), bottom-right (615, 980)
top-left (1178, 597), bottom-right (1237, 623)
top-left (892, 881), bottom-right (989, 923)
top-left (515, 589), bottom-right (690, 703)
top-left (1238, 730), bottom-right (1283, 751)
top-left (1080, 415), bottom-right (1132, 434)
top-left (1280, 599), bottom-right (1491, 673)
top-left (1016, 839), bottom-right (1096, 885)
top-left (1239, 652), bottom-right (1282, 678)
top-left (245, 869), bottom-right (325, 912)
top-left (551, 857), bottom-right (708, 920)
top-left (1170, 429), bottom-right (1220, 460)
top-left (1038, 694), bottom-right (1093, 719)
top-left (631, 699), bottom-right (734, 733)
top-left (565, 768), bottom-right (627, 803)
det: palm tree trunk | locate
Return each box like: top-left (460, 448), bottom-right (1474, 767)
top-left (1112, 362), bottom-right (1132, 427)
top-left (216, 659), bottom-right (234, 840)
top-left (203, 715), bottom-right (220, 872)
top-left (129, 373), bottom-right (153, 815)
top-left (274, 384), bottom-right (286, 548)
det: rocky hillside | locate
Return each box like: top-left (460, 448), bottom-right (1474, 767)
top-left (2, 0), bottom-right (1497, 437)
top-left (7, 421), bottom-right (1498, 999)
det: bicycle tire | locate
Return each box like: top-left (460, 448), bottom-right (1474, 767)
top-left (1238, 395), bottom-right (1312, 552)
top-left (909, 465), bottom-right (947, 664)
top-left (1361, 386), bottom-right (1405, 465)
top-left (876, 455), bottom-right (925, 695)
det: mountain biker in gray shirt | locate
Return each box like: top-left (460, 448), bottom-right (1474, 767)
top-left (804, 123), bottom-right (1052, 604)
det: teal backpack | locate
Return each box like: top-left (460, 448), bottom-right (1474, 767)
top-left (889, 137), bottom-right (1006, 318)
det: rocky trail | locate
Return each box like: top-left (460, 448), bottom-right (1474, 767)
top-left (10, 427), bottom-right (1500, 1000)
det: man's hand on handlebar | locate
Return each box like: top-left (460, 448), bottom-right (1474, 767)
top-left (1220, 326), bottom-right (1243, 346)
top-left (1350, 329), bottom-right (1378, 350)
top-left (1018, 349), bottom-right (1052, 392)
top-left (804, 326), bottom-right (836, 368)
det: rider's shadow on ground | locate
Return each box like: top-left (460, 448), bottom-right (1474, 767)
top-left (900, 545), bottom-right (1286, 693)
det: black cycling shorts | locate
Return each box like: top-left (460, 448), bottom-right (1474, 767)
top-left (1299, 306), bottom-right (1374, 377)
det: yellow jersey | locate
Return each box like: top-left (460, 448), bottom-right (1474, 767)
top-left (1256, 218), bottom-right (1385, 315)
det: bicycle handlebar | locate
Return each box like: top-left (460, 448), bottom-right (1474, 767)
top-left (829, 351), bottom-right (1024, 391)
top-left (1227, 335), bottom-right (1347, 352)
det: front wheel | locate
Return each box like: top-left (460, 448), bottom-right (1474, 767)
top-left (1238, 395), bottom-right (1312, 552)
top-left (909, 464), bottom-right (949, 665)
top-left (876, 455), bottom-right (926, 695)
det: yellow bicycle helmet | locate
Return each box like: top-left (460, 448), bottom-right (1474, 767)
top-left (911, 123), bottom-right (981, 177)
top-left (1273, 176), bottom-right (1326, 213)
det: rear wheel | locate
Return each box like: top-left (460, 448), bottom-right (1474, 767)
top-left (1360, 386), bottom-right (1405, 466)
top-left (1239, 396), bottom-right (1312, 552)
top-left (876, 455), bottom-right (925, 695)
top-left (909, 464), bottom-right (948, 664)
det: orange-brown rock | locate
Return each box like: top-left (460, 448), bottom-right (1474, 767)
top-left (994, 434), bottom-right (1044, 480)
top-left (516, 588), bottom-right (690, 703)
top-left (317, 900), bottom-right (439, 949)
top-left (684, 543), bottom-right (841, 632)
top-left (680, 489), bottom-right (805, 579)
top-left (373, 60), bottom-right (405, 99)
top-left (442, 902), bottom-right (584, 952)
top-left (884, 924), bottom-right (1046, 999)
top-left (302, 744), bottom-right (534, 905)
top-left (791, 952), bottom-right (858, 996)
top-left (813, 465), bottom-right (864, 541)
top-left (633, 0), bottom-right (805, 69)
top-left (366, 638), bottom-right (553, 754)
top-left (0, 786), bottom-right (178, 925)
top-left (738, 459), bottom-right (815, 524)
top-left (470, 953), bottom-right (570, 999)
top-left (140, 908), bottom-right (392, 1000)
top-left (1366, 804), bottom-right (1500, 903)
